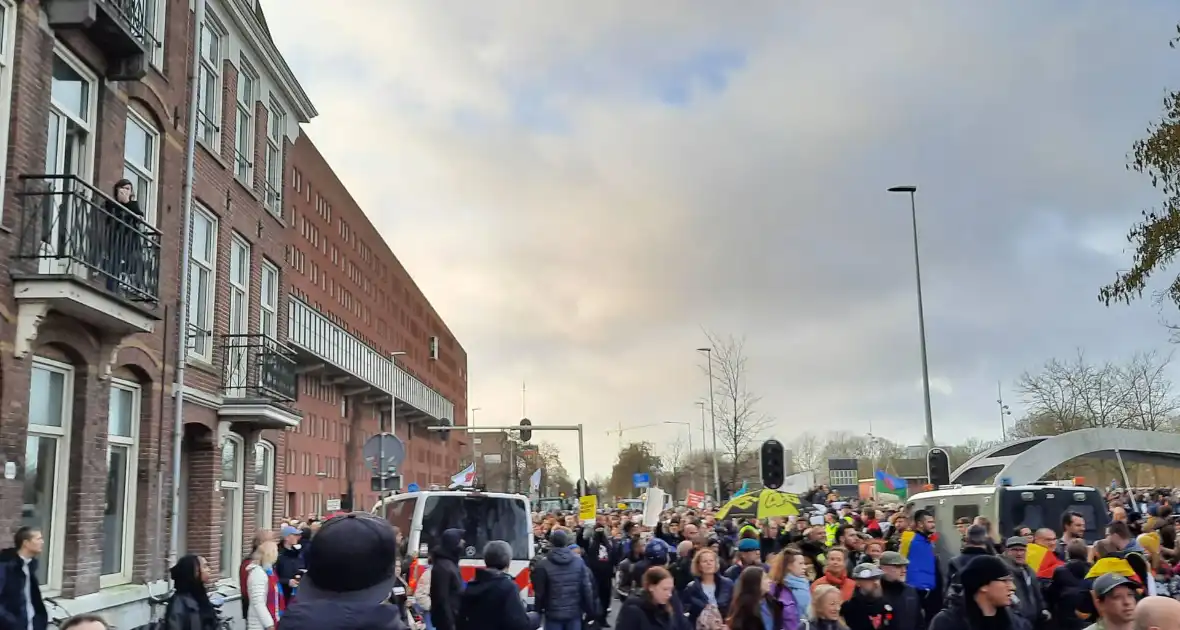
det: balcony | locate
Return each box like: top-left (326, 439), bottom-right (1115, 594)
top-left (217, 333), bottom-right (301, 429)
top-left (45, 0), bottom-right (155, 80)
top-left (287, 297), bottom-right (454, 424)
top-left (10, 175), bottom-right (161, 356)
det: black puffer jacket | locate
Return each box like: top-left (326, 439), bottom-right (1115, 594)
top-left (944, 547), bottom-right (992, 602)
top-left (615, 594), bottom-right (688, 630)
top-left (429, 529), bottom-right (466, 630)
top-left (458, 569), bottom-right (531, 630)
top-left (533, 546), bottom-right (596, 620)
top-left (1044, 560), bottom-right (1091, 630)
top-left (280, 599), bottom-right (408, 630)
top-left (929, 597), bottom-right (1031, 630)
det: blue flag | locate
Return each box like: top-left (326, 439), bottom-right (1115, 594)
top-left (732, 481), bottom-right (750, 497)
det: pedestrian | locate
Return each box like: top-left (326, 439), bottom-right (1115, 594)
top-left (533, 529), bottom-right (597, 630)
top-left (929, 555), bottom-right (1028, 630)
top-left (275, 525), bottom-right (305, 601)
top-left (724, 539), bottom-right (767, 582)
top-left (615, 566), bottom-right (684, 630)
top-left (682, 548), bottom-right (734, 629)
top-left (877, 552), bottom-right (922, 630)
top-left (811, 548), bottom-right (855, 602)
top-left (840, 564), bottom-right (890, 630)
top-left (164, 555), bottom-right (219, 630)
top-left (768, 548), bottom-right (810, 630)
top-left (1086, 573), bottom-right (1141, 630)
top-left (809, 584), bottom-right (848, 630)
top-left (726, 566), bottom-right (780, 630)
top-left (898, 510), bottom-right (941, 622)
top-left (428, 529), bottom-right (465, 630)
top-left (1001, 537), bottom-right (1049, 627)
top-left (584, 524), bottom-right (619, 625)
top-left (244, 540), bottom-right (283, 630)
top-left (1045, 540), bottom-right (1091, 630)
top-left (457, 541), bottom-right (532, 630)
top-left (0, 526), bottom-right (47, 630)
top-left (279, 512), bottom-right (409, 630)
top-left (411, 552), bottom-right (434, 630)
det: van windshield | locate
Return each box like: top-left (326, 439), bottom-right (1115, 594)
top-left (998, 487), bottom-right (1107, 543)
top-left (420, 495), bottom-right (531, 560)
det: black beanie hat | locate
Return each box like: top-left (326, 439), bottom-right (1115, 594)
top-left (961, 555), bottom-right (1011, 597)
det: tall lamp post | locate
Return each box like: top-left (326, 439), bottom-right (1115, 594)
top-left (995, 383), bottom-right (1012, 441)
top-left (697, 347), bottom-right (722, 500)
top-left (694, 401), bottom-right (707, 475)
top-left (664, 421), bottom-right (693, 492)
top-left (887, 185), bottom-right (935, 449)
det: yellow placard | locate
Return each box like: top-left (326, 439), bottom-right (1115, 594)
top-left (579, 495), bottom-right (598, 521)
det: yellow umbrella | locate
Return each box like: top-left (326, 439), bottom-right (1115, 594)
top-left (716, 489), bottom-right (802, 519)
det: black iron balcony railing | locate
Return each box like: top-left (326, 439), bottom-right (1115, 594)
top-left (46, 0), bottom-right (158, 80)
top-left (219, 333), bottom-right (299, 403)
top-left (13, 174), bottom-right (162, 305)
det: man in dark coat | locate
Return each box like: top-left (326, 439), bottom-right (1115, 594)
top-left (533, 529), bottom-right (596, 630)
top-left (945, 525), bottom-right (994, 604)
top-left (275, 525), bottom-right (306, 600)
top-left (581, 525), bottom-right (618, 626)
top-left (430, 528), bottom-right (467, 630)
top-left (0, 527), bottom-right (47, 630)
top-left (879, 552), bottom-right (923, 630)
top-left (459, 541), bottom-right (532, 630)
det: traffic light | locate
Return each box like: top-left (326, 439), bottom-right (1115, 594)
top-left (927, 448), bottom-right (951, 487)
top-left (519, 418), bottom-right (533, 442)
top-left (760, 439), bottom-right (785, 489)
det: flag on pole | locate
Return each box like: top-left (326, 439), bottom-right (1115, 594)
top-left (874, 470), bottom-right (908, 499)
top-left (732, 481), bottom-right (750, 498)
top-left (450, 462), bottom-right (476, 488)
top-left (530, 468), bottom-right (542, 492)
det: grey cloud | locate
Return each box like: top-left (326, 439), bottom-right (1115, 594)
top-left (263, 1), bottom-right (1180, 475)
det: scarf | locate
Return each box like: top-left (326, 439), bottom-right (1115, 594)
top-left (263, 566), bottom-right (285, 620)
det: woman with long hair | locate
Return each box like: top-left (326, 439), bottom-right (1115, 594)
top-left (810, 548), bottom-right (854, 601)
top-left (682, 548), bottom-right (734, 629)
top-left (726, 566), bottom-right (781, 630)
top-left (768, 548), bottom-right (811, 630)
top-left (165, 555), bottom-right (218, 630)
top-left (616, 566), bottom-right (685, 630)
top-left (810, 584), bottom-right (848, 630)
top-left (245, 540), bottom-right (284, 630)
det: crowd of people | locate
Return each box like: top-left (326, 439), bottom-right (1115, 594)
top-left (5, 485), bottom-right (1180, 630)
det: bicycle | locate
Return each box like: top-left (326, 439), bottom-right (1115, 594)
top-left (45, 597), bottom-right (71, 630)
top-left (208, 587), bottom-right (235, 630)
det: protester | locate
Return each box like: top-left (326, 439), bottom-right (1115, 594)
top-left (0, 527), bottom-right (46, 630)
top-left (244, 540), bottom-right (283, 630)
top-left (810, 584), bottom-right (849, 630)
top-left (1087, 573), bottom-right (1141, 630)
top-left (429, 529), bottom-right (466, 630)
top-left (929, 556), bottom-right (1027, 630)
top-left (725, 566), bottom-right (778, 630)
top-left (683, 548), bottom-right (733, 628)
top-left (533, 529), bottom-right (597, 630)
top-left (811, 547), bottom-right (855, 601)
top-left (165, 555), bottom-right (218, 630)
top-left (458, 541), bottom-right (532, 630)
top-left (768, 548), bottom-right (810, 630)
top-left (615, 566), bottom-right (685, 630)
top-left (878, 551), bottom-right (922, 630)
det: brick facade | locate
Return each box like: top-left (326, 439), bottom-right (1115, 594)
top-left (0, 0), bottom-right (465, 619)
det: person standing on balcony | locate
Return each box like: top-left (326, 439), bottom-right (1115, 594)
top-left (101, 179), bottom-right (145, 294)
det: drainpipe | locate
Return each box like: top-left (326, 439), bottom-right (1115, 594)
top-left (168, 0), bottom-right (206, 570)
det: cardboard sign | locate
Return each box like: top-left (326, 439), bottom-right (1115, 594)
top-left (686, 490), bottom-right (705, 508)
top-left (579, 495), bottom-right (598, 521)
top-left (642, 487), bottom-right (665, 527)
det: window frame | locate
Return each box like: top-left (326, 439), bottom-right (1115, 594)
top-left (233, 56), bottom-right (257, 186)
top-left (47, 45), bottom-right (98, 185)
top-left (145, 0), bottom-right (166, 70)
top-left (25, 357), bottom-right (74, 594)
top-left (187, 205), bottom-right (218, 362)
top-left (195, 8), bottom-right (225, 150)
top-left (260, 260), bottom-right (279, 339)
top-left (263, 99), bottom-right (284, 215)
top-left (0, 0), bottom-right (14, 222)
top-left (123, 109), bottom-right (159, 226)
top-left (254, 440), bottom-right (274, 530)
top-left (226, 234), bottom-right (250, 395)
top-left (219, 433), bottom-right (244, 577)
top-left (101, 378), bottom-right (141, 586)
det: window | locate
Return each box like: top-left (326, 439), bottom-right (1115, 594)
top-left (46, 49), bottom-right (97, 194)
top-left (254, 441), bottom-right (274, 530)
top-left (264, 99), bottom-right (284, 215)
top-left (196, 12), bottom-right (223, 148)
top-left (144, 0), bottom-right (165, 69)
top-left (226, 235), bottom-right (250, 395)
top-left (23, 359), bottom-right (73, 590)
top-left (0, 0), bottom-right (15, 220)
top-left (260, 261), bottom-right (279, 339)
top-left (187, 206), bottom-right (217, 361)
top-left (234, 59), bottom-right (256, 184)
top-left (219, 434), bottom-right (244, 577)
top-left (123, 111), bottom-right (158, 225)
top-left (102, 380), bottom-right (139, 584)
top-left (828, 469), bottom-right (857, 486)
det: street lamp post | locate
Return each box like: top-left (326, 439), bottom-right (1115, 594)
top-left (995, 383), bottom-right (1012, 441)
top-left (697, 347), bottom-right (722, 500)
top-left (665, 421), bottom-right (693, 491)
top-left (887, 185), bottom-right (935, 449)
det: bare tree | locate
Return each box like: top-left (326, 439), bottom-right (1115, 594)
top-left (662, 436), bottom-right (689, 499)
top-left (1121, 351), bottom-right (1180, 431)
top-left (703, 331), bottom-right (773, 488)
top-left (790, 432), bottom-right (824, 472)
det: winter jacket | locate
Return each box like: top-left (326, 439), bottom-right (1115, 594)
top-left (898, 531), bottom-right (938, 592)
top-left (164, 592), bottom-right (219, 630)
top-left (840, 590), bottom-right (892, 630)
top-left (945, 547), bottom-right (993, 603)
top-left (1045, 560), bottom-right (1091, 630)
top-left (533, 546), bottom-right (596, 621)
top-left (458, 568), bottom-right (532, 630)
top-left (880, 579), bottom-right (923, 630)
top-left (274, 544), bottom-right (304, 601)
top-left (928, 597), bottom-right (1031, 630)
top-left (1006, 559), bottom-right (1047, 627)
top-left (683, 577), bottom-right (734, 626)
top-left (245, 563), bottom-right (282, 630)
top-left (615, 594), bottom-right (687, 630)
top-left (0, 548), bottom-right (46, 630)
top-left (770, 582), bottom-right (800, 630)
top-left (429, 529), bottom-right (466, 630)
top-left (811, 572), bottom-right (855, 602)
top-left (279, 598), bottom-right (409, 630)
top-left (723, 562), bottom-right (769, 582)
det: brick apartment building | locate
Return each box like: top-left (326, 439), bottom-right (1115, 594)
top-left (0, 0), bottom-right (465, 625)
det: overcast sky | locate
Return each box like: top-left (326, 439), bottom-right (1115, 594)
top-left (263, 2), bottom-right (1180, 479)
